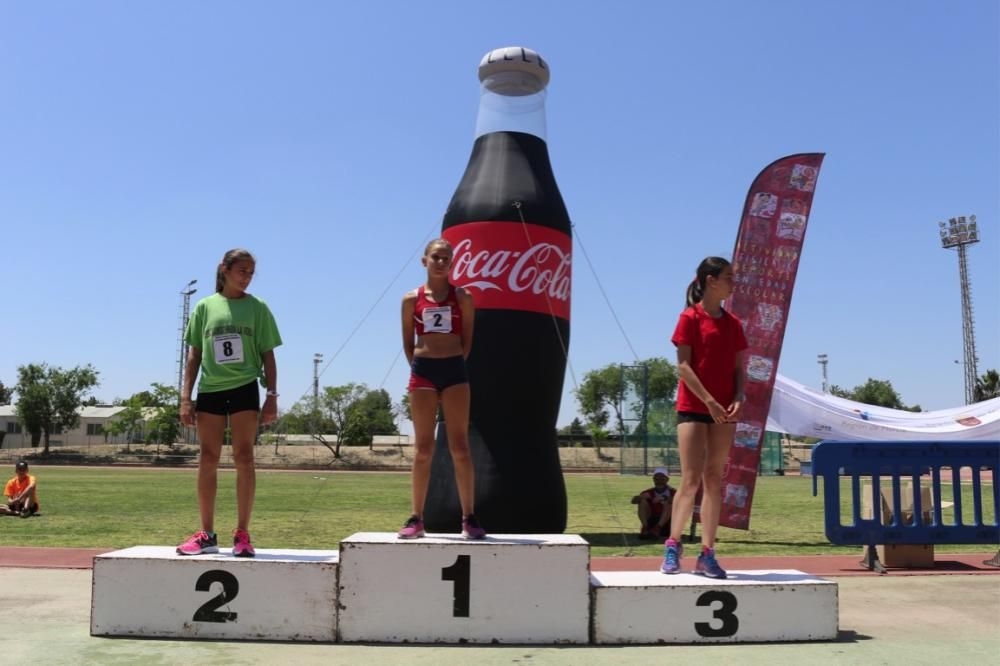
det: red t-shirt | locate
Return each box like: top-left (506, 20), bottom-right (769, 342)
top-left (671, 304), bottom-right (748, 414)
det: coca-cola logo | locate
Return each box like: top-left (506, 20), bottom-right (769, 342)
top-left (443, 222), bottom-right (572, 319)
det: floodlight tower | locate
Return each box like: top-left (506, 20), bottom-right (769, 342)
top-left (817, 353), bottom-right (829, 393)
top-left (313, 353), bottom-right (324, 402)
top-left (938, 215), bottom-right (981, 405)
top-left (177, 279), bottom-right (198, 399)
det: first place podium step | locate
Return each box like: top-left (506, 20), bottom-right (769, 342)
top-left (91, 546), bottom-right (340, 641)
top-left (338, 532), bottom-right (591, 644)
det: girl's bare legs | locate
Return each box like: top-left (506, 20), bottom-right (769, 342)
top-left (194, 413), bottom-right (226, 533)
top-left (668, 421), bottom-right (708, 543)
top-left (408, 389), bottom-right (440, 517)
top-left (699, 423), bottom-right (735, 549)
top-left (229, 410), bottom-right (259, 532)
top-left (440, 383), bottom-right (474, 516)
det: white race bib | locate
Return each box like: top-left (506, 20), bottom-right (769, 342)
top-left (213, 333), bottom-right (245, 364)
top-left (422, 306), bottom-right (452, 333)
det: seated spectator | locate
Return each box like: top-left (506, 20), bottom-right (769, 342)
top-left (631, 467), bottom-right (675, 539)
top-left (1, 460), bottom-right (39, 518)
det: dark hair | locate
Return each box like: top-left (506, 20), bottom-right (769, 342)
top-left (686, 256), bottom-right (731, 307)
top-left (216, 249), bottom-right (256, 293)
top-left (15, 460), bottom-right (27, 471)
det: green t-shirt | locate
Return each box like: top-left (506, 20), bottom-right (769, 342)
top-left (185, 292), bottom-right (282, 393)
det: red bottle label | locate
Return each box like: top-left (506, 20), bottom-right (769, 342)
top-left (443, 221), bottom-right (572, 319)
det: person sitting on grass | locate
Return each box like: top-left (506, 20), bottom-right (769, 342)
top-left (632, 467), bottom-right (675, 539)
top-left (1, 460), bottom-right (39, 518)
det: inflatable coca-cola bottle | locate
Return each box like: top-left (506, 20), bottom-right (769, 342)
top-left (424, 46), bottom-right (571, 534)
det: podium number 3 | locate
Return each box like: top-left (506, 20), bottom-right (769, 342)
top-left (193, 570), bottom-right (240, 623)
top-left (441, 555), bottom-right (471, 617)
top-left (695, 591), bottom-right (738, 637)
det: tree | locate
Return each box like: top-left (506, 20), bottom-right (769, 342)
top-left (319, 383), bottom-right (368, 458)
top-left (852, 378), bottom-right (905, 409)
top-left (347, 388), bottom-right (398, 450)
top-left (558, 417), bottom-right (589, 446)
top-left (144, 384), bottom-right (183, 447)
top-left (122, 389), bottom-right (167, 408)
top-left (275, 399), bottom-right (334, 435)
top-left (399, 392), bottom-right (412, 423)
top-left (575, 357), bottom-right (679, 441)
top-left (624, 357), bottom-right (679, 435)
top-left (0, 380), bottom-right (12, 405)
top-left (576, 364), bottom-right (628, 440)
top-left (830, 378), bottom-right (920, 411)
top-left (103, 396), bottom-right (145, 452)
top-left (558, 417), bottom-right (588, 436)
top-left (15, 363), bottom-right (100, 454)
top-left (974, 369), bottom-right (1000, 402)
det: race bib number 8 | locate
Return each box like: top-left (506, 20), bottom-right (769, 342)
top-left (213, 334), bottom-right (244, 364)
top-left (422, 306), bottom-right (452, 334)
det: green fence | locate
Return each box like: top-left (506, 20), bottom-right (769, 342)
top-left (618, 362), bottom-right (785, 477)
top-left (758, 430), bottom-right (786, 476)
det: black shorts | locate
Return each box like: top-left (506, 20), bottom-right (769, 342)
top-left (408, 356), bottom-right (468, 393)
top-left (677, 411), bottom-right (715, 425)
top-left (196, 380), bottom-right (260, 416)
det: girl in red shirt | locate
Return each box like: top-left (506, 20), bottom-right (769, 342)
top-left (398, 239), bottom-right (485, 539)
top-left (661, 257), bottom-right (747, 579)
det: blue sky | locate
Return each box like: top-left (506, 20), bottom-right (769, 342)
top-left (2, 1), bottom-right (997, 433)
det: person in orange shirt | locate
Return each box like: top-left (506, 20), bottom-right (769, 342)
top-left (1, 460), bottom-right (39, 518)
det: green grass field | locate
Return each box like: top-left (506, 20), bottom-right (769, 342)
top-left (1, 467), bottom-right (993, 557)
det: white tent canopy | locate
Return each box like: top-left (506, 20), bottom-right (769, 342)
top-left (765, 374), bottom-right (1000, 441)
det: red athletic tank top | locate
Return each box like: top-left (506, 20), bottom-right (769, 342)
top-left (413, 285), bottom-right (462, 336)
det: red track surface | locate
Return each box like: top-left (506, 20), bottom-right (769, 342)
top-left (1, 546), bottom-right (997, 576)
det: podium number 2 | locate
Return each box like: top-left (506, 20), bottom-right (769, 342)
top-left (441, 555), bottom-right (471, 617)
top-left (695, 591), bottom-right (738, 637)
top-left (193, 570), bottom-right (239, 623)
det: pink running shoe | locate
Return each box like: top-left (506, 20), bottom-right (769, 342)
top-left (398, 515), bottom-right (425, 539)
top-left (232, 529), bottom-right (255, 558)
top-left (461, 514), bottom-right (486, 540)
top-left (176, 530), bottom-right (218, 556)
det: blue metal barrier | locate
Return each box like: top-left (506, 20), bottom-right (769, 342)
top-left (811, 440), bottom-right (999, 570)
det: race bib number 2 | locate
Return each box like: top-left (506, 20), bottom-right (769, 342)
top-left (422, 306), bottom-right (452, 334)
top-left (213, 334), bottom-right (244, 364)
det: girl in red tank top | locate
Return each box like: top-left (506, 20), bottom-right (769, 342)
top-left (398, 239), bottom-right (485, 540)
top-left (661, 256), bottom-right (747, 580)
top-left (412, 284), bottom-right (463, 337)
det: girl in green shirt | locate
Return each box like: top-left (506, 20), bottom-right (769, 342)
top-left (177, 248), bottom-right (282, 558)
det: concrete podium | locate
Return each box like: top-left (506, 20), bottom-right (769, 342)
top-left (338, 533), bottom-right (590, 643)
top-left (590, 569), bottom-right (838, 643)
top-left (91, 546), bottom-right (340, 641)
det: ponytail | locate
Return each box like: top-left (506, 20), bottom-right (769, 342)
top-left (216, 248), bottom-right (256, 293)
top-left (686, 279), bottom-right (703, 307)
top-left (686, 256), bottom-right (731, 308)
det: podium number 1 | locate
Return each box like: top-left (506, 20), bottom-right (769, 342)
top-left (441, 555), bottom-right (471, 617)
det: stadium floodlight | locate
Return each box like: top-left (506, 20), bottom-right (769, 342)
top-left (938, 215), bottom-right (981, 404)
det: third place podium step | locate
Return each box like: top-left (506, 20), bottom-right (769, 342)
top-left (591, 569), bottom-right (838, 644)
top-left (338, 533), bottom-right (590, 644)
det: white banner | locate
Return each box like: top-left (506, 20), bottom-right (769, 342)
top-left (766, 374), bottom-right (1000, 441)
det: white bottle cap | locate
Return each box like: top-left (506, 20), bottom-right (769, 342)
top-left (478, 46), bottom-right (550, 94)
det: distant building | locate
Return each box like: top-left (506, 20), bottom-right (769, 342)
top-left (0, 404), bottom-right (190, 449)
